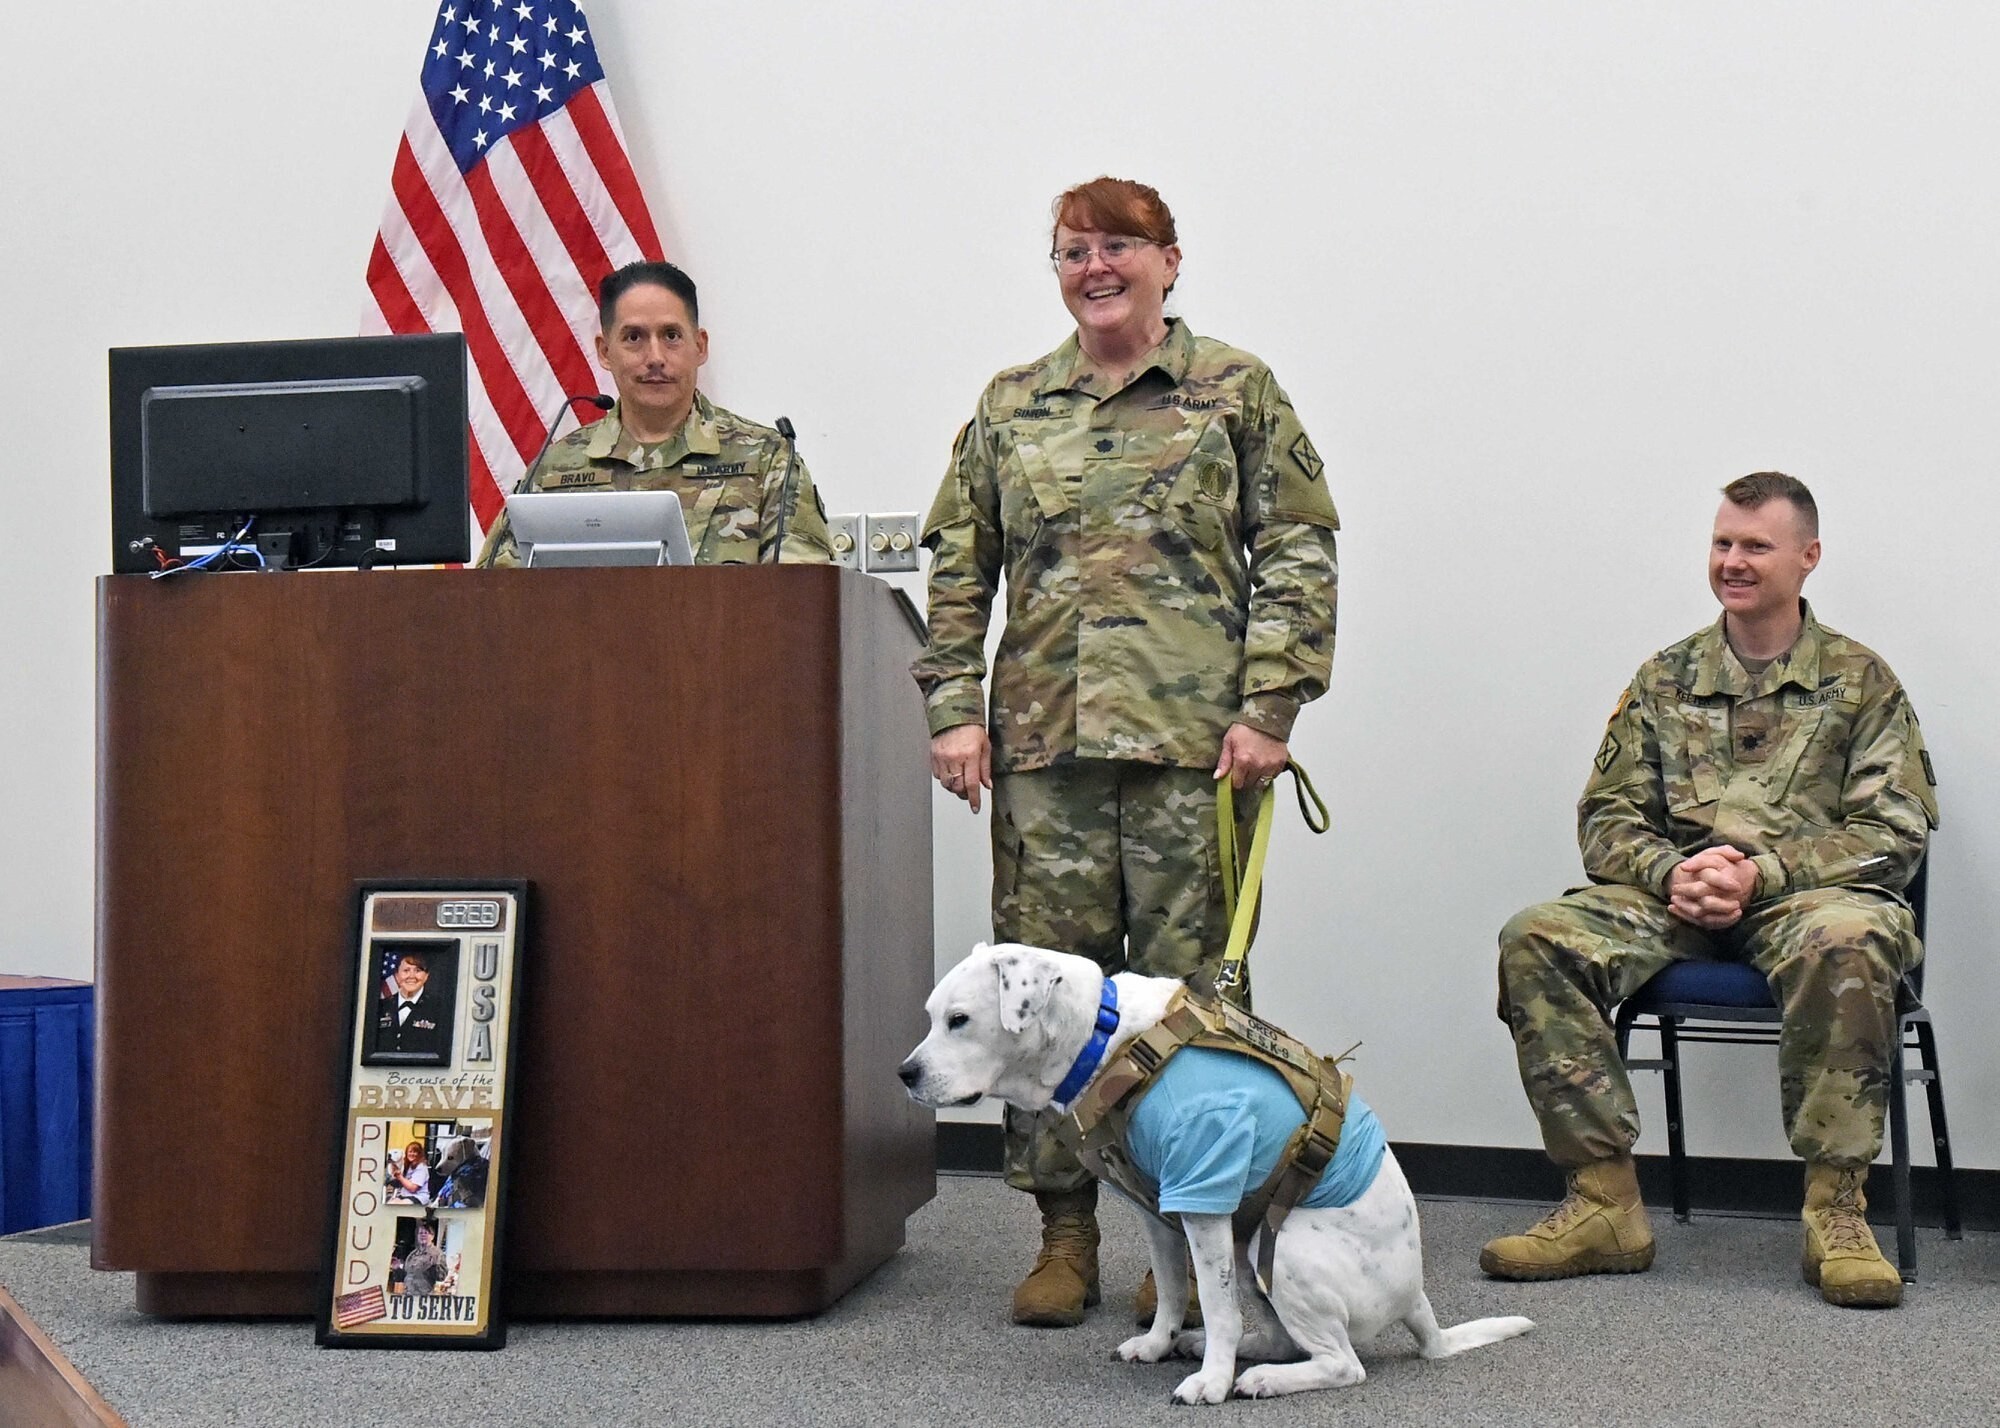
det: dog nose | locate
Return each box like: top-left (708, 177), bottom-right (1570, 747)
top-left (897, 1058), bottom-right (921, 1087)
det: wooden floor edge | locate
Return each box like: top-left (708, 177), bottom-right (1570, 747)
top-left (0, 1284), bottom-right (127, 1428)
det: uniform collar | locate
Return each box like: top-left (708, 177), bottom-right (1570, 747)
top-left (1037, 318), bottom-right (1195, 399)
top-left (1686, 600), bottom-right (1825, 698)
top-left (585, 392), bottom-right (724, 464)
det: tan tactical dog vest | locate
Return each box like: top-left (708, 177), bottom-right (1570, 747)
top-left (1058, 986), bottom-right (1352, 1286)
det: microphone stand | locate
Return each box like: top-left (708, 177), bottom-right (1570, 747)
top-left (767, 416), bottom-right (799, 564)
top-left (517, 393), bottom-right (615, 496)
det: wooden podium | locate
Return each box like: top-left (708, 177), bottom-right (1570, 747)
top-left (93, 566), bottom-right (936, 1317)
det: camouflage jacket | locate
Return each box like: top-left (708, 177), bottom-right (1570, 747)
top-left (911, 321), bottom-right (1339, 773)
top-left (1580, 604), bottom-right (1939, 902)
top-left (475, 393), bottom-right (834, 567)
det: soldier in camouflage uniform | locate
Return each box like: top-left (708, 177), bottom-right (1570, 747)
top-left (1483, 473), bottom-right (1938, 1308)
top-left (476, 260), bottom-right (833, 567)
top-left (912, 178), bottom-right (1339, 1327)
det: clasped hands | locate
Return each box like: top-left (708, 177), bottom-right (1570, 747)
top-left (1667, 845), bottom-right (1760, 929)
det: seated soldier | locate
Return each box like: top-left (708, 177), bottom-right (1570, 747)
top-left (477, 259), bottom-right (835, 566)
top-left (1482, 472), bottom-right (1937, 1308)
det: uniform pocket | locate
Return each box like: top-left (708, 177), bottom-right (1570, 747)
top-left (1176, 484), bottom-right (1228, 550)
top-left (996, 436), bottom-right (1069, 560)
top-left (998, 471), bottom-right (1045, 554)
top-left (1166, 427), bottom-right (1239, 552)
top-left (1663, 766), bottom-right (1709, 816)
top-left (1766, 704), bottom-right (1844, 824)
top-left (1659, 705), bottom-right (1723, 814)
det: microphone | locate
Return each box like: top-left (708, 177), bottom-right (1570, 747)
top-left (767, 416), bottom-right (800, 564)
top-left (516, 393), bottom-right (614, 495)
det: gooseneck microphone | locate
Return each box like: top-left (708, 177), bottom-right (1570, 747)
top-left (767, 415), bottom-right (800, 564)
top-left (516, 393), bottom-right (615, 495)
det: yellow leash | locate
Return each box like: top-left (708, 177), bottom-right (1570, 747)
top-left (1214, 760), bottom-right (1328, 1001)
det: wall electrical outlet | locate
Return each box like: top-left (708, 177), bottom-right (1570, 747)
top-left (863, 513), bottom-right (921, 573)
top-left (826, 513), bottom-right (862, 569)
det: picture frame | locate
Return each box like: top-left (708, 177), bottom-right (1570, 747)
top-left (317, 881), bottom-right (528, 1350)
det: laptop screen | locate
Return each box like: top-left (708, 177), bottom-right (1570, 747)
top-left (503, 490), bottom-right (695, 567)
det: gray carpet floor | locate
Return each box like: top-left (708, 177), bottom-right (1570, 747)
top-left (4, 1174), bottom-right (1996, 1427)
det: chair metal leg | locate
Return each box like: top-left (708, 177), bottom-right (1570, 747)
top-left (1659, 1017), bottom-right (1690, 1223)
top-left (1912, 1017), bottom-right (1962, 1239)
top-left (1889, 1038), bottom-right (1915, 1280)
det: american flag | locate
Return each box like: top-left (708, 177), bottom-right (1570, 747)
top-left (363, 0), bottom-right (664, 535)
top-left (378, 941), bottom-right (414, 993)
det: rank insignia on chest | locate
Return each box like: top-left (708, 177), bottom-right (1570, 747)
top-left (1733, 699), bottom-right (1784, 761)
top-left (1087, 433), bottom-right (1124, 459)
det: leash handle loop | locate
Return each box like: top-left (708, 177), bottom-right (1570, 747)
top-left (1215, 759), bottom-right (1327, 1000)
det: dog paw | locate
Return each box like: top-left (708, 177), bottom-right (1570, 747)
top-left (1171, 1369), bottom-right (1232, 1405)
top-left (1116, 1331), bottom-right (1172, 1364)
top-left (1170, 1329), bottom-right (1206, 1359)
top-left (1234, 1366), bottom-right (1284, 1399)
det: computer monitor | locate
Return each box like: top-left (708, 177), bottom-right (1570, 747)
top-left (108, 333), bottom-right (470, 573)
top-left (503, 490), bottom-right (695, 567)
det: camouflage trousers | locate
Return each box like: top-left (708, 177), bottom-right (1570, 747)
top-left (993, 759), bottom-right (1258, 1194)
top-left (1497, 883), bottom-right (1920, 1169)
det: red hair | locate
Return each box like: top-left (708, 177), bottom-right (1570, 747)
top-left (1051, 177), bottom-right (1177, 247)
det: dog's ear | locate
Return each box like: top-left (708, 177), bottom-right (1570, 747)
top-left (994, 947), bottom-right (1060, 1034)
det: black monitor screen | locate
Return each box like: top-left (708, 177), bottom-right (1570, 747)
top-left (109, 334), bottom-right (470, 573)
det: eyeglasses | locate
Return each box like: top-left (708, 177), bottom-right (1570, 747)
top-left (1050, 237), bottom-right (1156, 272)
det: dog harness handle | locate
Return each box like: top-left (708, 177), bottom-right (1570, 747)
top-left (1215, 760), bottom-right (1328, 1000)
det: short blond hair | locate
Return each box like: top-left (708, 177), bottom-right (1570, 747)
top-left (1721, 471), bottom-right (1818, 538)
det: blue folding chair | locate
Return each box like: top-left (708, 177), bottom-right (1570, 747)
top-left (1612, 856), bottom-right (1960, 1279)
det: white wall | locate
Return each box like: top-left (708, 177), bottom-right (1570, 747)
top-left (5, 1), bottom-right (1994, 1168)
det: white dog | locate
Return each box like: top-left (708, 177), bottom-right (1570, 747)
top-left (899, 942), bottom-right (1533, 1405)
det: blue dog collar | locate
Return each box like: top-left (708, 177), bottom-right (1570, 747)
top-left (1051, 976), bottom-right (1120, 1111)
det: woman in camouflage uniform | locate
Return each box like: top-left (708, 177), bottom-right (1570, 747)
top-left (912, 177), bottom-right (1341, 1326)
top-left (402, 1220), bottom-right (448, 1296)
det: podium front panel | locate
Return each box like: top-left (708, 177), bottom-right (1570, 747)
top-left (95, 566), bottom-right (934, 1314)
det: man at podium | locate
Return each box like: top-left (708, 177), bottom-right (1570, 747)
top-left (476, 260), bottom-right (836, 566)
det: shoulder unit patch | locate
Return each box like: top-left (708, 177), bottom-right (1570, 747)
top-left (1289, 432), bottom-right (1324, 482)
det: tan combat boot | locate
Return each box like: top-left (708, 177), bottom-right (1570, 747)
top-left (1479, 1156), bottom-right (1656, 1280)
top-left (1802, 1162), bottom-right (1902, 1308)
top-left (1011, 1187), bottom-right (1101, 1327)
top-left (1132, 1266), bottom-right (1203, 1327)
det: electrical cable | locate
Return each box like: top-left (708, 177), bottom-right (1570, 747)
top-left (149, 516), bottom-right (258, 579)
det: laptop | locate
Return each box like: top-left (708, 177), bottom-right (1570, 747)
top-left (504, 489), bottom-right (695, 567)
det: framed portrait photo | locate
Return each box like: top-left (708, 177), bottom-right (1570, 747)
top-left (363, 938), bottom-right (462, 1068)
